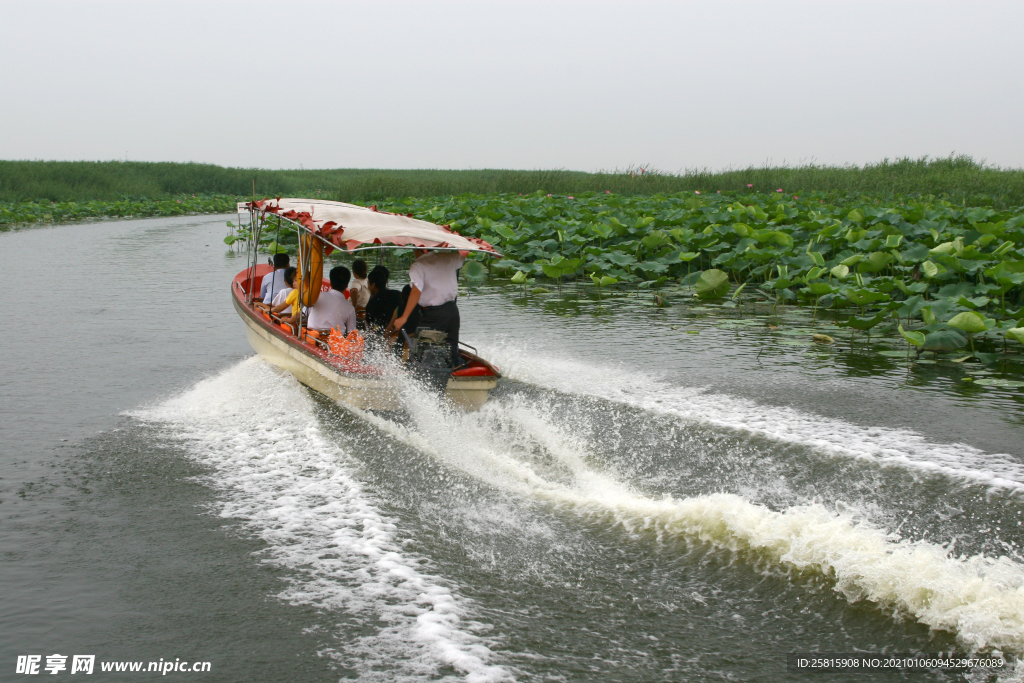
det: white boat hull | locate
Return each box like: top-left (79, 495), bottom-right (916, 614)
top-left (238, 299), bottom-right (498, 411)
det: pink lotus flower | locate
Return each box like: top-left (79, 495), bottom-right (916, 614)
top-left (776, 188), bottom-right (783, 193)
top-left (716, 190), bottom-right (721, 194)
top-left (746, 184), bottom-right (753, 188)
top-left (793, 195), bottom-right (798, 199)
top-left (546, 194), bottom-right (552, 197)
top-left (176, 199), bottom-right (181, 203)
top-left (568, 196), bottom-right (574, 200)
top-left (695, 191), bottom-right (701, 195)
top-left (605, 190), bottom-right (611, 194)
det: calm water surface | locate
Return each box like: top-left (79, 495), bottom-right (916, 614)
top-left (2, 215), bottom-right (1024, 682)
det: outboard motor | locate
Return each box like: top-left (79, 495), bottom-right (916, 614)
top-left (402, 329), bottom-right (455, 395)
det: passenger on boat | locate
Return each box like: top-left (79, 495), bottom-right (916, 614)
top-left (364, 265), bottom-right (402, 333)
top-left (260, 253), bottom-right (291, 303)
top-left (306, 266), bottom-right (358, 334)
top-left (348, 259), bottom-right (371, 314)
top-left (389, 248), bottom-right (463, 364)
top-left (395, 284), bottom-right (422, 338)
top-left (256, 268), bottom-right (296, 317)
top-left (258, 267), bottom-right (297, 316)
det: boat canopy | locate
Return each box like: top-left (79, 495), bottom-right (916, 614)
top-left (239, 198), bottom-right (500, 256)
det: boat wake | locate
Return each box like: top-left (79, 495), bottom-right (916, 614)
top-left (485, 343), bottom-right (1024, 493)
top-left (135, 353), bottom-right (1024, 670)
top-left (131, 357), bottom-right (511, 683)
top-left (356, 364), bottom-right (1024, 657)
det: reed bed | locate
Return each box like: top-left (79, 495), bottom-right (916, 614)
top-left (1, 156), bottom-right (1023, 207)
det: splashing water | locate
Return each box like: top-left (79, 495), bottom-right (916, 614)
top-left (138, 353), bottom-right (1024, 670)
top-left (132, 358), bottom-right (511, 683)
top-left (485, 343), bottom-right (1024, 492)
top-left (358, 368), bottom-right (1024, 656)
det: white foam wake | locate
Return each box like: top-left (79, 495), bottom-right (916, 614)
top-left (485, 344), bottom-right (1024, 492)
top-left (132, 358), bottom-right (510, 683)
top-left (360, 393), bottom-right (1024, 655)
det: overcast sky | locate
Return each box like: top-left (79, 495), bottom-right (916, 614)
top-left (1, 1), bottom-right (1021, 172)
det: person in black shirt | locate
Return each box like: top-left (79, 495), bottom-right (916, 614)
top-left (364, 265), bottom-right (402, 333)
top-left (395, 284), bottom-right (421, 338)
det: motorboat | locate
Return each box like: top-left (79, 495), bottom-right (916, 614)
top-left (231, 198), bottom-right (502, 411)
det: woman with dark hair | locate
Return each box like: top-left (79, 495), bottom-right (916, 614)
top-left (348, 258), bottom-right (371, 315)
top-left (364, 265), bottom-right (402, 333)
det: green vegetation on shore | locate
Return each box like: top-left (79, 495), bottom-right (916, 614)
top-left (379, 190), bottom-right (1024, 362)
top-left (0, 194), bottom-right (240, 228)
top-left (2, 156), bottom-right (1024, 206)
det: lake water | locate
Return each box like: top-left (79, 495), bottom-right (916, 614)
top-left (2, 214), bottom-right (1024, 682)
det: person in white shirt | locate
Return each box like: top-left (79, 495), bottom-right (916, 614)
top-left (388, 248), bottom-right (464, 365)
top-left (255, 267), bottom-right (299, 317)
top-left (260, 253), bottom-right (291, 303)
top-left (270, 267), bottom-right (297, 315)
top-left (347, 258), bottom-right (371, 316)
top-left (306, 266), bottom-right (358, 334)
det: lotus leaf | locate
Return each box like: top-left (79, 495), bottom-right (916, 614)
top-left (922, 329), bottom-right (967, 352)
top-left (638, 261), bottom-right (669, 274)
top-left (462, 260), bottom-right (487, 278)
top-left (638, 277), bottom-right (669, 289)
top-left (605, 251), bottom-right (636, 267)
top-left (937, 282), bottom-right (976, 299)
top-left (807, 282), bottom-right (834, 296)
top-left (845, 289), bottom-right (889, 306)
top-left (494, 225), bottom-right (517, 241)
top-left (922, 261), bottom-right (939, 279)
top-left (773, 232), bottom-right (794, 247)
top-left (901, 243), bottom-right (931, 262)
top-left (885, 234), bottom-right (904, 248)
top-left (1005, 328), bottom-right (1024, 344)
top-left (540, 263), bottom-right (563, 279)
top-left (898, 324), bottom-right (925, 347)
top-left (930, 242), bottom-right (956, 256)
top-left (858, 251), bottom-right (894, 273)
top-left (947, 311), bottom-right (987, 334)
top-left (641, 230), bottom-right (669, 251)
top-left (808, 251), bottom-right (825, 267)
top-left (840, 254), bottom-right (864, 266)
top-left (841, 313), bottom-right (886, 331)
top-left (831, 264), bottom-right (850, 279)
top-left (973, 378), bottom-right (1024, 388)
top-left (956, 296), bottom-right (990, 309)
top-left (694, 269), bottom-right (731, 299)
top-left (806, 267), bottom-right (826, 280)
top-left (847, 209), bottom-right (864, 223)
top-left (510, 270), bottom-right (527, 284)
